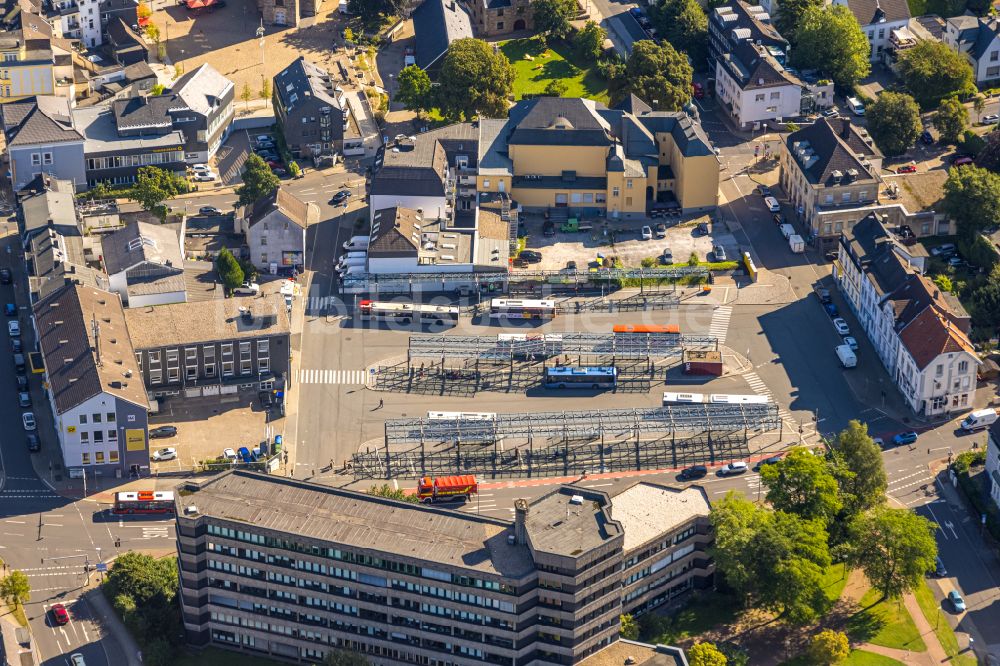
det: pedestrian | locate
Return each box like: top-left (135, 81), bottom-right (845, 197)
top-left (378, 398), bottom-right (384, 409)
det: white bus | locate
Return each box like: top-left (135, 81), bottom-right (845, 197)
top-left (359, 300), bottom-right (459, 325)
top-left (662, 393), bottom-right (769, 405)
top-left (489, 298), bottom-right (557, 320)
top-left (427, 411), bottom-right (497, 421)
top-left (662, 392), bottom-right (706, 404)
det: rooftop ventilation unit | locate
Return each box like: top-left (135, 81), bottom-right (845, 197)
top-left (570, 495), bottom-right (584, 505)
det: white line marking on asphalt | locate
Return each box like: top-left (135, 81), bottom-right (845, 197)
top-left (4, 520), bottom-right (25, 524)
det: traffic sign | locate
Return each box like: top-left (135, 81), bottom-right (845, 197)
top-left (96, 562), bottom-right (108, 572)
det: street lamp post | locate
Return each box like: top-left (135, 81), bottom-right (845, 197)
top-left (256, 20), bottom-right (265, 72)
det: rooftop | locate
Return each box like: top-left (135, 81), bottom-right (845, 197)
top-left (786, 117), bottom-right (881, 186)
top-left (246, 188), bottom-right (315, 230)
top-left (579, 640), bottom-right (686, 666)
top-left (101, 221), bottom-right (184, 275)
top-left (883, 169), bottom-right (946, 215)
top-left (898, 305), bottom-right (977, 370)
top-left (172, 63), bottom-right (233, 117)
top-left (2, 95), bottom-right (83, 147)
top-left (75, 105), bottom-right (185, 154)
top-left (123, 293), bottom-right (290, 349)
top-left (179, 471), bottom-right (535, 578)
top-left (20, 176), bottom-right (78, 239)
top-left (610, 483), bottom-right (710, 552)
top-left (841, 0), bottom-right (910, 27)
top-left (524, 486), bottom-right (623, 558)
top-left (411, 0), bottom-right (474, 69)
top-left (274, 57), bottom-right (341, 113)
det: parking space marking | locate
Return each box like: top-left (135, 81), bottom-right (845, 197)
top-left (297, 369), bottom-right (367, 385)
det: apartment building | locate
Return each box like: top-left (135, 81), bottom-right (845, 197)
top-left (944, 15), bottom-right (1000, 87)
top-left (101, 220), bottom-right (186, 307)
top-left (34, 283), bottom-right (150, 476)
top-left (834, 0), bottom-right (911, 63)
top-left (779, 116), bottom-right (883, 252)
top-left (240, 188), bottom-right (314, 273)
top-left (254, 0), bottom-right (318, 27)
top-left (987, 422), bottom-right (1000, 511)
top-left (175, 472), bottom-right (713, 666)
top-left (837, 214), bottom-right (978, 416)
top-left (272, 58), bottom-right (345, 160)
top-left (709, 1), bottom-right (786, 69)
top-left (124, 295), bottom-right (291, 397)
top-left (0, 14), bottom-right (74, 103)
top-left (2, 95), bottom-right (86, 190)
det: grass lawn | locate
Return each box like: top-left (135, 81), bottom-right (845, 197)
top-left (638, 591), bottom-right (741, 645)
top-left (912, 581), bottom-right (978, 666)
top-left (174, 647), bottom-right (285, 666)
top-left (820, 562), bottom-right (850, 604)
top-left (843, 649), bottom-right (906, 666)
top-left (906, 0), bottom-right (927, 15)
top-left (500, 37), bottom-right (609, 103)
top-left (847, 588), bottom-right (926, 652)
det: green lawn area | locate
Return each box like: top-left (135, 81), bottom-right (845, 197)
top-left (912, 581), bottom-right (978, 666)
top-left (843, 649), bottom-right (906, 666)
top-left (500, 37), bottom-right (609, 103)
top-left (638, 591), bottom-right (741, 645)
top-left (847, 588), bottom-right (926, 652)
top-left (820, 562), bottom-right (850, 604)
top-left (174, 648), bottom-right (285, 666)
top-left (906, 0), bottom-right (927, 16)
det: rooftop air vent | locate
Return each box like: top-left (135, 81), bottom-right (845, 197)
top-left (570, 494), bottom-right (584, 505)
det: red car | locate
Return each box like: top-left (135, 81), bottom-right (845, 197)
top-left (896, 164), bottom-right (917, 173)
top-left (51, 603), bottom-right (69, 625)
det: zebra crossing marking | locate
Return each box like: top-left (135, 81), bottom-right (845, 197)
top-left (296, 369), bottom-right (368, 385)
top-left (708, 305), bottom-right (733, 343)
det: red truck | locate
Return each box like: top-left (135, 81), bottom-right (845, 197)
top-left (416, 475), bottom-right (478, 503)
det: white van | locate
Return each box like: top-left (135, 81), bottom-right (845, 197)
top-left (960, 408), bottom-right (998, 432)
top-left (764, 196), bottom-right (781, 212)
top-left (337, 256), bottom-right (366, 272)
top-left (343, 265), bottom-right (366, 277)
top-left (847, 97), bottom-right (865, 116)
top-left (343, 236), bottom-right (370, 251)
top-left (836, 344), bottom-right (857, 368)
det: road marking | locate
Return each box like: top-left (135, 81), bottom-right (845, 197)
top-left (888, 470), bottom-right (928, 486)
top-left (296, 368), bottom-right (367, 385)
top-left (708, 305), bottom-right (733, 343)
top-left (4, 520), bottom-right (25, 524)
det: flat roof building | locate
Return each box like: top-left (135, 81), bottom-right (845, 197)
top-left (175, 472), bottom-right (713, 665)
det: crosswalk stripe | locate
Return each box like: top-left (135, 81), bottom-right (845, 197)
top-left (296, 369), bottom-right (367, 385)
top-left (709, 305), bottom-right (733, 344)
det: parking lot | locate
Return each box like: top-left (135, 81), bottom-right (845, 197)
top-left (518, 215), bottom-right (739, 270)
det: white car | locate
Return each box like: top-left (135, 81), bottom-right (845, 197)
top-left (232, 282), bottom-right (260, 296)
top-left (190, 163), bottom-right (212, 173)
top-left (192, 172), bottom-right (217, 182)
top-left (7, 320), bottom-right (19, 336)
top-left (641, 225), bottom-right (653, 240)
top-left (764, 196), bottom-right (781, 212)
top-left (70, 654), bottom-right (86, 666)
top-left (842, 336), bottom-right (858, 351)
top-left (22, 411), bottom-right (36, 431)
top-left (222, 448), bottom-right (238, 461)
top-left (719, 461), bottom-right (748, 476)
top-left (152, 447), bottom-right (177, 461)
top-left (983, 114), bottom-right (1000, 125)
top-left (833, 317), bottom-right (850, 335)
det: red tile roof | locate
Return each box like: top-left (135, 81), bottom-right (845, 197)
top-left (898, 306), bottom-right (977, 370)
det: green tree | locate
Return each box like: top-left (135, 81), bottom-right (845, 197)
top-left (652, 0), bottom-right (708, 69)
top-left (943, 163), bottom-right (1000, 235)
top-left (773, 0), bottom-right (822, 41)
top-left (0, 570), bottom-right (30, 609)
top-left (974, 94), bottom-right (986, 122)
top-left (236, 153), bottom-right (280, 206)
top-left (216, 248), bottom-right (245, 291)
top-left (899, 40), bottom-right (975, 109)
top-left (531, 0), bottom-right (577, 41)
top-left (260, 77), bottom-right (272, 106)
top-left (367, 484), bottom-right (419, 502)
top-left (438, 38), bottom-right (515, 119)
top-left (934, 96), bottom-right (969, 144)
top-left (615, 40), bottom-right (693, 112)
top-left (808, 630), bottom-right (850, 665)
top-left (127, 165), bottom-right (187, 211)
top-left (865, 91), bottom-right (921, 157)
top-left (831, 420), bottom-right (888, 516)
top-left (574, 20), bottom-right (606, 63)
top-left (347, 0), bottom-right (405, 22)
top-left (240, 82), bottom-right (252, 109)
top-left (847, 507), bottom-right (938, 600)
top-left (619, 613), bottom-right (639, 640)
top-left (324, 649), bottom-right (370, 666)
top-left (145, 23), bottom-right (160, 43)
top-left (103, 552), bottom-right (181, 661)
top-left (396, 65), bottom-right (432, 113)
top-left (760, 448), bottom-right (843, 524)
top-left (971, 265), bottom-right (1000, 330)
top-left (544, 79), bottom-right (569, 96)
top-left (688, 641), bottom-right (728, 666)
top-left (150, 83), bottom-right (165, 96)
top-left (137, 0), bottom-right (151, 19)
top-left (793, 5), bottom-right (870, 89)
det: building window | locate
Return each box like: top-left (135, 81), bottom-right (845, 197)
top-left (150, 369), bottom-right (162, 384)
top-left (95, 452), bottom-right (105, 464)
top-left (80, 431), bottom-right (89, 443)
top-left (205, 363), bottom-right (216, 377)
top-left (868, 30), bottom-right (874, 39)
top-left (31, 153), bottom-right (41, 166)
top-left (222, 361), bottom-right (234, 377)
top-left (824, 194), bottom-right (834, 204)
top-left (259, 357), bottom-right (270, 373)
top-left (108, 429), bottom-right (117, 441)
top-left (109, 450), bottom-right (119, 463)
top-left (497, 21), bottom-right (504, 29)
top-left (80, 414), bottom-right (88, 424)
top-left (82, 453), bottom-right (90, 465)
top-left (626, 179), bottom-right (633, 189)
top-left (94, 431), bottom-right (103, 443)
top-left (936, 363), bottom-right (943, 376)
top-left (257, 340), bottom-right (269, 357)
top-left (93, 413), bottom-right (102, 423)
top-left (989, 66), bottom-right (1000, 78)
top-left (959, 360), bottom-right (969, 373)
top-left (612, 186), bottom-right (620, 197)
top-left (878, 28), bottom-right (885, 39)
top-left (240, 360), bottom-right (252, 375)
top-left (260, 235), bottom-right (267, 246)
top-left (107, 412), bottom-right (115, 422)
top-left (483, 179), bottom-right (490, 188)
top-left (187, 366), bottom-right (198, 380)
top-left (992, 50), bottom-right (999, 62)
top-left (841, 192), bottom-right (851, 202)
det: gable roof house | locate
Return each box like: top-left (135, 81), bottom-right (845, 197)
top-left (944, 15), bottom-right (1000, 86)
top-left (241, 188), bottom-right (316, 272)
top-left (411, 0), bottom-right (474, 71)
top-left (714, 32), bottom-right (804, 129)
top-left (101, 220), bottom-right (186, 307)
top-left (833, 0), bottom-right (912, 63)
top-left (2, 95), bottom-right (86, 191)
top-left (273, 57), bottom-right (346, 161)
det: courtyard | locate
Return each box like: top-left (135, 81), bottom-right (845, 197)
top-left (500, 37), bottom-right (609, 103)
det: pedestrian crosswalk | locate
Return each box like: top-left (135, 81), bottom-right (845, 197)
top-left (296, 369), bottom-right (368, 385)
top-left (708, 305), bottom-right (733, 343)
top-left (743, 371), bottom-right (803, 434)
top-left (0, 489), bottom-right (58, 500)
top-left (307, 296), bottom-right (344, 315)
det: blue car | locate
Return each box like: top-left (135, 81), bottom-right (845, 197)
top-left (948, 589), bottom-right (966, 612)
top-left (628, 6), bottom-right (642, 16)
top-left (4, 303), bottom-right (15, 317)
top-left (893, 431), bottom-right (918, 446)
top-left (238, 446), bottom-right (253, 463)
top-left (824, 302), bottom-right (839, 318)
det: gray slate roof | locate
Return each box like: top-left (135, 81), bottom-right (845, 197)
top-left (172, 63), bottom-right (232, 117)
top-left (274, 57), bottom-right (341, 113)
top-left (844, 0), bottom-right (910, 27)
top-left (411, 0), bottom-right (474, 70)
top-left (101, 221), bottom-right (184, 275)
top-left (508, 97), bottom-right (613, 147)
top-left (785, 117), bottom-right (880, 186)
top-left (372, 123), bottom-right (477, 196)
top-left (246, 188), bottom-right (313, 230)
top-left (20, 176), bottom-right (79, 241)
top-left (721, 40), bottom-right (800, 89)
top-left (368, 206), bottom-right (423, 257)
top-left (2, 96), bottom-right (83, 147)
top-left (113, 96), bottom-right (173, 131)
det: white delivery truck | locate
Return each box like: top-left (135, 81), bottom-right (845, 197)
top-left (779, 223), bottom-right (795, 239)
top-left (789, 234), bottom-right (805, 253)
top-left (337, 256), bottom-right (366, 272)
top-left (960, 408), bottom-right (998, 431)
top-left (836, 344), bottom-right (857, 368)
top-left (343, 235), bottom-right (370, 251)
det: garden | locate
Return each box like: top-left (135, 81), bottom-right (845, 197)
top-left (499, 36), bottom-right (609, 103)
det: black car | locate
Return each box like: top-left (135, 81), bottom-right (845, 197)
top-left (920, 129), bottom-right (934, 145)
top-left (10, 337), bottom-right (21, 353)
top-left (18, 391), bottom-right (31, 408)
top-left (519, 250), bottom-right (543, 263)
top-left (199, 206), bottom-right (222, 216)
top-left (258, 390), bottom-right (274, 408)
top-left (26, 433), bottom-right (40, 452)
top-left (0, 268), bottom-right (11, 284)
top-left (542, 220), bottom-right (556, 236)
top-left (678, 465), bottom-right (708, 481)
top-left (15, 374), bottom-right (27, 390)
top-left (330, 190), bottom-right (351, 205)
top-left (149, 425), bottom-right (178, 438)
top-left (753, 455), bottom-right (783, 472)
top-left (758, 185), bottom-right (772, 197)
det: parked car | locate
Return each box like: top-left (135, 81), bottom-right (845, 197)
top-left (191, 164), bottom-right (212, 173)
top-left (192, 172), bottom-right (216, 182)
top-left (896, 164), bottom-right (917, 174)
top-left (654, 222), bottom-right (667, 238)
top-left (842, 336), bottom-right (858, 351)
top-left (70, 654), bottom-right (86, 666)
top-left (22, 411), bottom-right (36, 431)
top-left (764, 196), bottom-right (781, 212)
top-left (149, 425), bottom-right (178, 438)
top-left (815, 287), bottom-right (831, 304)
top-left (26, 433), bottom-right (40, 452)
top-left (952, 156), bottom-right (974, 167)
top-left (330, 189), bottom-right (351, 205)
top-left (222, 448), bottom-right (238, 461)
top-left (933, 556), bottom-right (947, 577)
top-left (931, 243), bottom-right (956, 257)
top-left (8, 320), bottom-right (20, 336)
top-left (18, 391), bottom-right (30, 408)
top-left (271, 167), bottom-right (288, 176)
top-left (10, 337), bottom-right (21, 353)
top-left (519, 250), bottom-right (543, 263)
top-left (542, 220), bottom-right (556, 236)
top-left (821, 108), bottom-right (839, 117)
top-left (983, 114), bottom-right (1000, 125)
top-left (947, 256), bottom-right (964, 268)
top-left (719, 461), bottom-right (749, 476)
top-left (753, 455), bottom-right (783, 472)
top-left (199, 206), bottom-right (222, 215)
top-left (920, 129), bottom-right (934, 145)
top-left (948, 589), bottom-right (966, 612)
top-left (696, 222), bottom-right (709, 236)
top-left (0, 268), bottom-right (10, 284)
top-left (824, 302), bottom-right (839, 318)
top-left (4, 303), bottom-right (15, 316)
top-left (641, 225), bottom-right (653, 240)
top-left (50, 603), bottom-right (69, 625)
top-left (660, 247), bottom-right (674, 264)
top-left (833, 317), bottom-right (850, 335)
top-left (15, 374), bottom-right (27, 390)
top-left (713, 245), bottom-right (727, 261)
top-left (564, 260), bottom-right (577, 271)
top-left (232, 282), bottom-right (260, 296)
top-left (757, 184), bottom-right (772, 197)
top-left (893, 431), bottom-right (918, 446)
top-left (872, 437), bottom-right (887, 450)
top-left (678, 465), bottom-right (708, 480)
top-left (152, 447), bottom-right (177, 461)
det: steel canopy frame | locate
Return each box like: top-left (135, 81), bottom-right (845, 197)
top-left (341, 266), bottom-right (710, 289)
top-left (406, 332), bottom-right (719, 361)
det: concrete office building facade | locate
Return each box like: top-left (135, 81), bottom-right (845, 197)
top-left (175, 473), bottom-right (713, 665)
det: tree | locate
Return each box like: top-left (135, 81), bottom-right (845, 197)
top-left (236, 154), bottom-right (280, 206)
top-left (970, 265), bottom-right (1000, 330)
top-left (773, 0), bottom-right (822, 42)
top-left (615, 40), bottom-right (692, 112)
top-left (544, 79), bottom-right (569, 97)
top-left (136, 0), bottom-right (151, 19)
top-left (0, 570), bottom-right (30, 609)
top-left (847, 507), bottom-right (938, 600)
top-left (531, 0), bottom-right (577, 41)
top-left (149, 83), bottom-right (165, 96)
top-left (934, 96), bottom-right (969, 144)
top-left (652, 0), bottom-right (708, 69)
top-left (103, 552), bottom-right (181, 663)
top-left (793, 5), bottom-right (870, 89)
top-left (347, 0), bottom-right (405, 22)
top-left (260, 76), bottom-right (272, 106)
top-left (240, 82), bottom-right (252, 109)
top-left (688, 642), bottom-right (728, 666)
top-left (899, 41), bottom-right (975, 109)
top-left (145, 23), bottom-right (160, 43)
top-left (574, 20), bottom-right (606, 63)
top-left (396, 65), bottom-right (432, 113)
top-left (974, 94), bottom-right (986, 122)
top-left (943, 163), bottom-right (1000, 235)
top-left (324, 649), bottom-right (370, 666)
top-left (808, 630), bottom-right (850, 665)
top-left (831, 421), bottom-right (887, 516)
top-left (760, 448), bottom-right (842, 524)
top-left (128, 166), bottom-right (187, 211)
top-left (865, 92), bottom-right (921, 157)
top-left (367, 484), bottom-right (419, 502)
top-left (216, 248), bottom-right (245, 291)
top-left (437, 38), bottom-right (514, 119)
top-left (619, 613), bottom-right (639, 640)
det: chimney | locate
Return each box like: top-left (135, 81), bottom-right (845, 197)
top-left (840, 117), bottom-right (851, 138)
top-left (47, 219), bottom-right (54, 228)
top-left (514, 498), bottom-right (529, 545)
